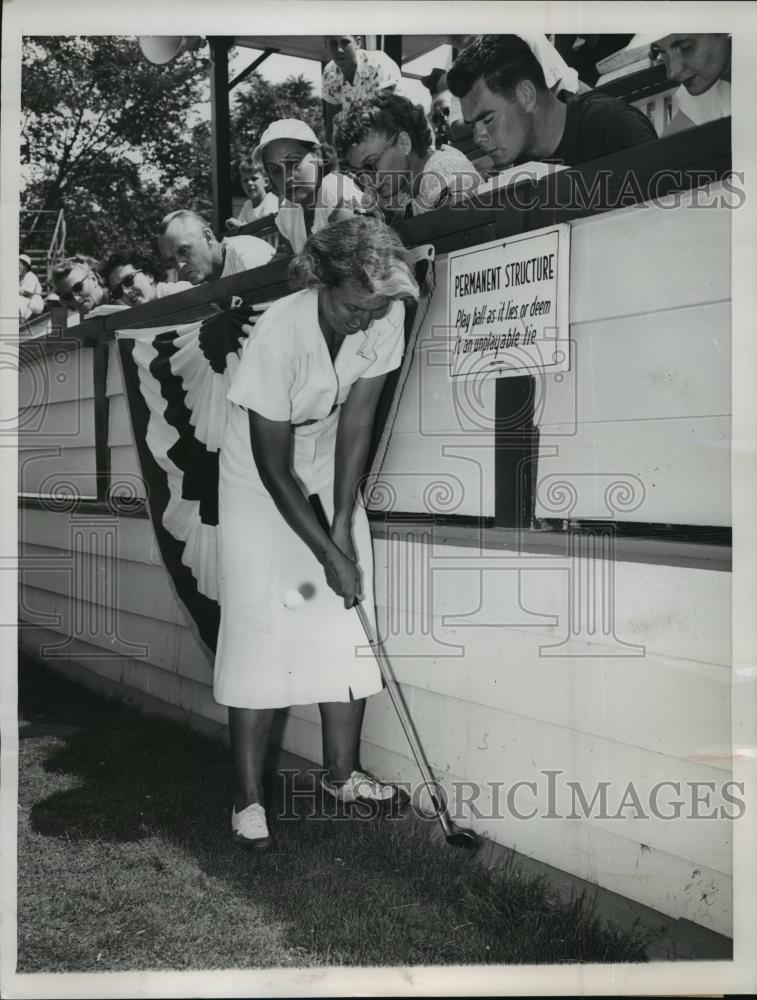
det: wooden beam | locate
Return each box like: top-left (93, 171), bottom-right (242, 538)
top-left (209, 36), bottom-right (233, 236)
top-left (228, 48), bottom-right (277, 92)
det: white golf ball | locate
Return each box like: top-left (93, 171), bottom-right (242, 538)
top-left (282, 588), bottom-right (305, 609)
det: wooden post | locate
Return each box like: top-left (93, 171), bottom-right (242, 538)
top-left (382, 35), bottom-right (402, 68)
top-left (208, 37), bottom-right (233, 236)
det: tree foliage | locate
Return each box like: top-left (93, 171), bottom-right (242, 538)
top-left (21, 36), bottom-right (326, 259)
top-left (21, 36), bottom-right (212, 259)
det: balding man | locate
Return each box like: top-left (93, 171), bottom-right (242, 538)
top-left (157, 210), bottom-right (274, 285)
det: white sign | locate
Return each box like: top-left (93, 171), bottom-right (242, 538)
top-left (447, 224), bottom-right (570, 380)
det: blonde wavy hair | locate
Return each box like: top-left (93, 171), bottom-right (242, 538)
top-left (289, 216), bottom-right (418, 302)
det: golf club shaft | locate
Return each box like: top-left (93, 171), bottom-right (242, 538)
top-left (353, 603), bottom-right (455, 836)
top-left (308, 493), bottom-right (455, 836)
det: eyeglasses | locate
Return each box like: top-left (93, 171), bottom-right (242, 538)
top-left (350, 134), bottom-right (398, 184)
top-left (59, 270), bottom-right (94, 303)
top-left (109, 269), bottom-right (143, 301)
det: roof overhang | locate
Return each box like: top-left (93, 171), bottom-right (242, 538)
top-left (234, 34), bottom-right (450, 66)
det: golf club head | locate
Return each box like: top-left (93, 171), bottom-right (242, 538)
top-left (445, 827), bottom-right (481, 850)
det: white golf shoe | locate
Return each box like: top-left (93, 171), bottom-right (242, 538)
top-left (231, 802), bottom-right (273, 850)
top-left (320, 769), bottom-right (408, 808)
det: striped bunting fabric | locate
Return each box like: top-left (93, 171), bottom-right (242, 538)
top-left (116, 303), bottom-right (270, 653)
top-left (115, 247), bottom-right (435, 655)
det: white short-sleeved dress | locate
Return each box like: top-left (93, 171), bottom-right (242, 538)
top-left (213, 288), bottom-right (405, 709)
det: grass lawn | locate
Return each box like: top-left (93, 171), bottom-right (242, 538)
top-left (17, 658), bottom-right (650, 971)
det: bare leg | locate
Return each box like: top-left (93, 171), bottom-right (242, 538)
top-left (319, 698), bottom-right (365, 782)
top-left (228, 706), bottom-right (276, 810)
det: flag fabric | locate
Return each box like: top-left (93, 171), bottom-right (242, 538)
top-left (116, 304), bottom-right (270, 652)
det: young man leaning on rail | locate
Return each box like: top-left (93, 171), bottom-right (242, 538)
top-left (447, 34), bottom-right (657, 170)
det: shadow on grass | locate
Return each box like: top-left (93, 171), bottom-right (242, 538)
top-left (19, 657), bottom-right (650, 970)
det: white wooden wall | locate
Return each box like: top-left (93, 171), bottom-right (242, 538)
top-left (377, 257), bottom-right (497, 519)
top-left (106, 340), bottom-right (148, 501)
top-left (19, 508), bottom-right (219, 721)
top-left (379, 187), bottom-right (731, 528)
top-left (18, 343), bottom-right (97, 498)
top-left (538, 186), bottom-right (730, 526)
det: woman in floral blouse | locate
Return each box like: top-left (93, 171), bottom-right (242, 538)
top-left (322, 36), bottom-right (401, 139)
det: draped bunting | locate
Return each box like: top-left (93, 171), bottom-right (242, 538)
top-left (116, 305), bottom-right (270, 652)
top-left (115, 249), bottom-right (435, 655)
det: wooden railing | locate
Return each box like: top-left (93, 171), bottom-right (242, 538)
top-left (37, 117), bottom-right (728, 347)
top-left (19, 118), bottom-right (733, 548)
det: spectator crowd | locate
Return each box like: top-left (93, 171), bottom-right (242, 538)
top-left (18, 32), bottom-right (730, 326)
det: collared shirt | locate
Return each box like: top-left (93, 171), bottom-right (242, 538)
top-left (227, 288), bottom-right (404, 425)
top-left (674, 79), bottom-right (730, 127)
top-left (222, 288), bottom-right (405, 494)
top-left (321, 48), bottom-right (401, 108)
top-left (220, 235), bottom-right (275, 277)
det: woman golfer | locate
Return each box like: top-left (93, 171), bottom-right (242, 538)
top-left (214, 216), bottom-right (419, 849)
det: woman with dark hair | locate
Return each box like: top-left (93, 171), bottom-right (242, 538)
top-left (334, 93), bottom-right (482, 217)
top-left (102, 250), bottom-right (192, 307)
top-left (253, 118), bottom-right (370, 255)
top-left (50, 254), bottom-right (110, 317)
top-left (214, 216), bottom-right (419, 849)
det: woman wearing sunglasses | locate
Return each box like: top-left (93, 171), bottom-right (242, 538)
top-left (102, 250), bottom-right (193, 307)
top-left (334, 94), bottom-right (482, 219)
top-left (50, 255), bottom-right (111, 317)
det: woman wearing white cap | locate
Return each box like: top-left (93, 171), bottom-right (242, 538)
top-left (253, 118), bottom-right (369, 255)
top-left (214, 216), bottom-right (418, 850)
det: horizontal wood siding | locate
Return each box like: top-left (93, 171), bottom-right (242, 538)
top-left (536, 187), bottom-right (730, 526)
top-left (106, 341), bottom-right (147, 499)
top-left (278, 703), bottom-right (731, 935)
top-left (377, 187), bottom-right (731, 527)
top-left (18, 344), bottom-right (97, 497)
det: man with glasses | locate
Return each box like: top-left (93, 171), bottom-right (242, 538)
top-left (447, 34), bottom-right (656, 170)
top-left (157, 210), bottom-right (274, 286)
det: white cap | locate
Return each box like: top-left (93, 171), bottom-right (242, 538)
top-left (19, 253), bottom-right (32, 267)
top-left (252, 119), bottom-right (320, 165)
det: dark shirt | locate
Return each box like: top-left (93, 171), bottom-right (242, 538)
top-left (545, 90), bottom-right (657, 165)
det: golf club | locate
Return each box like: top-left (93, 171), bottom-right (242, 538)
top-left (309, 493), bottom-right (480, 850)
